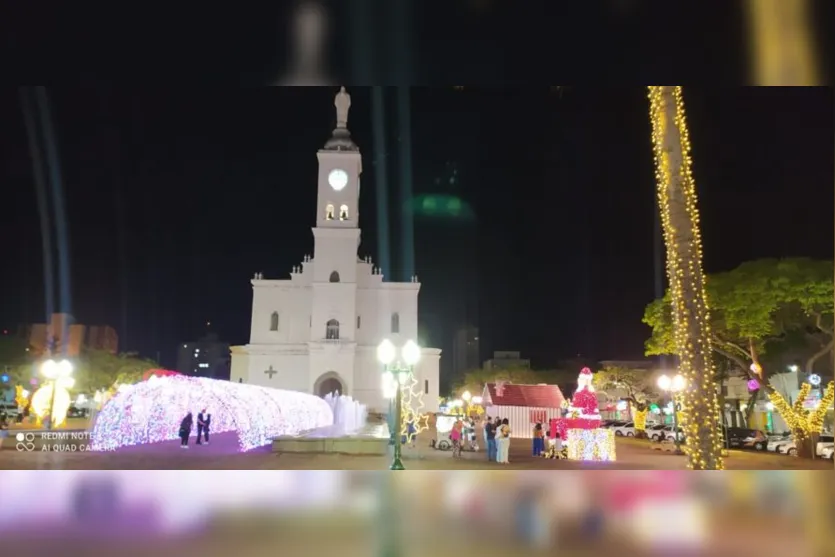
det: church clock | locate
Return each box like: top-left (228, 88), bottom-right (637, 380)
top-left (328, 169), bottom-right (348, 191)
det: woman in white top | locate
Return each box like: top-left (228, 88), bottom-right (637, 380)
top-left (496, 418), bottom-right (511, 464)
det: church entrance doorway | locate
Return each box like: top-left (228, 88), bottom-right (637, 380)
top-left (315, 373), bottom-right (345, 398)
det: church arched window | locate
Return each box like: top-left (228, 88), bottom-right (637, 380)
top-left (326, 319), bottom-right (340, 340)
top-left (269, 311), bottom-right (279, 331)
top-left (339, 204), bottom-right (349, 220)
top-left (325, 204), bottom-right (335, 220)
top-left (329, 271), bottom-right (340, 282)
top-left (391, 312), bottom-right (400, 333)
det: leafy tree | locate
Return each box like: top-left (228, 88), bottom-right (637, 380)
top-left (593, 365), bottom-right (657, 438)
top-left (592, 366), bottom-right (657, 411)
top-left (72, 350), bottom-right (159, 393)
top-left (643, 258), bottom-right (834, 456)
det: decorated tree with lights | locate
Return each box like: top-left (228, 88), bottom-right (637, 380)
top-left (648, 86), bottom-right (724, 469)
top-left (644, 258), bottom-right (834, 449)
top-left (399, 374), bottom-right (429, 443)
top-left (767, 381), bottom-right (834, 458)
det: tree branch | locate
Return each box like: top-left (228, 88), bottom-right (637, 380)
top-left (805, 337), bottom-right (834, 374)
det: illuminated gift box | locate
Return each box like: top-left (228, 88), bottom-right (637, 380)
top-left (566, 428), bottom-right (616, 462)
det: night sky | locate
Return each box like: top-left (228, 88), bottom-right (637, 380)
top-left (0, 87), bottom-right (832, 390)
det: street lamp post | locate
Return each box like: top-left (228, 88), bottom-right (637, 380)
top-left (40, 359), bottom-right (74, 430)
top-left (378, 338), bottom-right (421, 471)
top-left (657, 373), bottom-right (686, 455)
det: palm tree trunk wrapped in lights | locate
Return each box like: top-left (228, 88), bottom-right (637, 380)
top-left (648, 86), bottom-right (725, 470)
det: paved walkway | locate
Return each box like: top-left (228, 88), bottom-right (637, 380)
top-left (1, 428), bottom-right (830, 469)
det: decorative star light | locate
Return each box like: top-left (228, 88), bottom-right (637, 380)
top-left (398, 372), bottom-right (429, 442)
top-left (90, 375), bottom-right (333, 452)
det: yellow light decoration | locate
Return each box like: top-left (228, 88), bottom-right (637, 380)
top-left (15, 385), bottom-right (28, 409)
top-left (399, 373), bottom-right (429, 442)
top-left (565, 428), bottom-right (616, 462)
top-left (632, 406), bottom-right (648, 432)
top-left (768, 381), bottom-right (835, 442)
top-left (648, 86), bottom-right (725, 470)
top-left (31, 383), bottom-right (72, 427)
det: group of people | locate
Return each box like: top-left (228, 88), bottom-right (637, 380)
top-left (482, 416), bottom-right (512, 464)
top-left (178, 409), bottom-right (211, 448)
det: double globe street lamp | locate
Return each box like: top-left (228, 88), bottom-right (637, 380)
top-left (377, 338), bottom-right (421, 470)
top-left (657, 373), bottom-right (686, 455)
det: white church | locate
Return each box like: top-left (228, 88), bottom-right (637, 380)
top-left (230, 87), bottom-right (440, 413)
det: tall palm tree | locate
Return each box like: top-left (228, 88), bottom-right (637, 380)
top-left (647, 87), bottom-right (724, 470)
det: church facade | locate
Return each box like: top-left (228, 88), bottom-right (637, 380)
top-left (230, 88), bottom-right (440, 413)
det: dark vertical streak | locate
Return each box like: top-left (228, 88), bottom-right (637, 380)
top-left (19, 87), bottom-right (55, 326)
top-left (35, 86), bottom-right (72, 338)
top-left (396, 86), bottom-right (414, 280)
top-left (371, 86), bottom-right (391, 277)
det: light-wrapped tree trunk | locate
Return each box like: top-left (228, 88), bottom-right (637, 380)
top-left (648, 87), bottom-right (725, 470)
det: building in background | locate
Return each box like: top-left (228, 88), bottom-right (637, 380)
top-left (452, 326), bottom-right (479, 376)
top-left (483, 351), bottom-right (530, 371)
top-left (481, 382), bottom-right (565, 439)
top-left (176, 333), bottom-right (231, 380)
top-left (24, 313), bottom-right (118, 357)
top-left (229, 88), bottom-right (440, 413)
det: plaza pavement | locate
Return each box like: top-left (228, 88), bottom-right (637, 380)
top-left (0, 427), bottom-right (830, 469)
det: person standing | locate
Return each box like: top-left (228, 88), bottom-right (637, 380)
top-left (196, 409), bottom-right (207, 445)
top-left (203, 412), bottom-right (211, 444)
top-left (532, 422), bottom-right (544, 456)
top-left (485, 417), bottom-right (497, 461)
top-left (179, 412), bottom-right (193, 449)
top-left (450, 418), bottom-right (463, 458)
top-left (497, 418), bottom-right (511, 464)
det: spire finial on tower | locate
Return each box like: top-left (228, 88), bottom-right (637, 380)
top-left (335, 86), bottom-right (351, 129)
top-left (323, 86), bottom-right (359, 151)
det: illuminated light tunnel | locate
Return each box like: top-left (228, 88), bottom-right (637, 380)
top-left (90, 375), bottom-right (333, 452)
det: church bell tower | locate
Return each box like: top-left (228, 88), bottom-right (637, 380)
top-left (312, 86), bottom-right (362, 284)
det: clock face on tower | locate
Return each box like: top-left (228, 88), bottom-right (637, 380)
top-left (328, 169), bottom-right (348, 191)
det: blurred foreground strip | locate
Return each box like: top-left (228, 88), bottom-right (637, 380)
top-left (746, 0), bottom-right (821, 84)
top-left (0, 471), bottom-right (831, 557)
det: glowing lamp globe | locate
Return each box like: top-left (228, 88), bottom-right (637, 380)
top-left (808, 374), bottom-right (821, 387)
top-left (747, 379), bottom-right (760, 391)
top-left (671, 374), bottom-right (686, 392)
top-left (377, 339), bottom-right (396, 365)
top-left (462, 391), bottom-right (472, 402)
top-left (402, 340), bottom-right (421, 366)
top-left (657, 374), bottom-right (672, 391)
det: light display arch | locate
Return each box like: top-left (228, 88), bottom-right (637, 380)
top-left (91, 375), bottom-right (333, 452)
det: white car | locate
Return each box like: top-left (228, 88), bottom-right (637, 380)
top-left (780, 441), bottom-right (797, 456)
top-left (815, 436), bottom-right (834, 456)
top-left (766, 435), bottom-right (792, 452)
top-left (612, 422), bottom-right (635, 437)
top-left (821, 446), bottom-right (834, 460)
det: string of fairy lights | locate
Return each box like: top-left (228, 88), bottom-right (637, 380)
top-left (648, 86), bottom-right (725, 470)
top-left (768, 381), bottom-right (835, 439)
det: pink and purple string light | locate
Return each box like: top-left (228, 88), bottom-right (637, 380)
top-left (90, 376), bottom-right (333, 452)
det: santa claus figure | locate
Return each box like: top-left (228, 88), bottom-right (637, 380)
top-left (568, 367), bottom-right (601, 424)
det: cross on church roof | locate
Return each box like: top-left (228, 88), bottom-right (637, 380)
top-left (264, 365), bottom-right (277, 379)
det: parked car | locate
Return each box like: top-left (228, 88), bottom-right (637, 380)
top-left (780, 436), bottom-right (833, 457)
top-left (741, 430), bottom-right (768, 451)
top-left (647, 424), bottom-right (667, 441)
top-left (661, 426), bottom-right (685, 442)
top-left (780, 441), bottom-right (797, 456)
top-left (767, 435), bottom-right (793, 452)
top-left (821, 445), bottom-right (834, 460)
top-left (723, 427), bottom-right (759, 448)
top-left (602, 420), bottom-right (626, 429)
top-left (815, 436), bottom-right (834, 457)
top-left (612, 422), bottom-right (635, 437)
